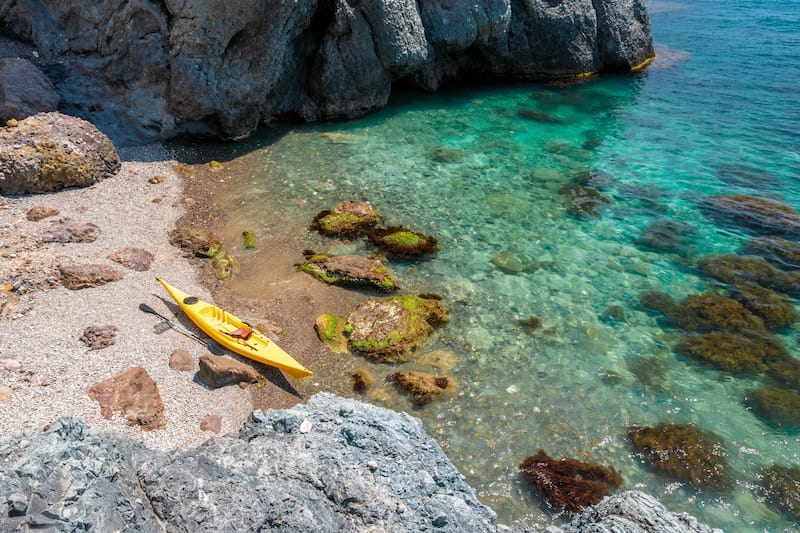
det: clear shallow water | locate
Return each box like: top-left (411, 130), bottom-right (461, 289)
top-left (195, 1), bottom-right (800, 530)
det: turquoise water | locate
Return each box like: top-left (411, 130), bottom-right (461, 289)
top-left (197, 1), bottom-right (800, 530)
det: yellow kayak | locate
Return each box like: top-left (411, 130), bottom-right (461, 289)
top-left (157, 278), bottom-right (313, 378)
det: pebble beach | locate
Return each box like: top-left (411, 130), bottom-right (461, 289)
top-left (0, 144), bottom-right (252, 450)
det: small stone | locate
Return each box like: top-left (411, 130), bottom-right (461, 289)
top-left (0, 384), bottom-right (12, 403)
top-left (3, 359), bottom-right (21, 371)
top-left (59, 263), bottom-right (124, 290)
top-left (26, 205), bottom-right (59, 221)
top-left (299, 419), bottom-right (312, 433)
top-left (200, 415), bottom-right (222, 434)
top-left (396, 501), bottom-right (406, 514)
top-left (79, 325), bottom-right (118, 350)
top-left (198, 355), bottom-right (262, 388)
top-left (367, 460), bottom-right (378, 471)
top-left (43, 218), bottom-right (99, 243)
top-left (148, 174), bottom-right (166, 184)
top-left (7, 118), bottom-right (18, 127)
top-left (108, 247), bottom-right (154, 272)
top-left (168, 349), bottom-right (194, 371)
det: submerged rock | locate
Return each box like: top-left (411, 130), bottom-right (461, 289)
top-left (635, 219), bottom-right (697, 256)
top-left (698, 254), bottom-right (800, 296)
top-left (313, 200), bottom-right (380, 238)
top-left (519, 450), bottom-right (622, 513)
top-left (0, 112), bottom-right (120, 194)
top-left (674, 331), bottom-right (790, 375)
top-left (728, 284), bottom-right (797, 330)
top-left (345, 294), bottom-right (449, 362)
top-left (388, 371), bottom-right (454, 406)
top-left (661, 293), bottom-right (765, 334)
top-left (300, 254), bottom-right (398, 292)
top-left (699, 194), bottom-right (800, 236)
top-left (368, 226), bottom-right (439, 258)
top-left (745, 385), bottom-right (800, 431)
top-left (742, 235), bottom-right (800, 271)
top-left (559, 183), bottom-right (612, 219)
top-left (756, 464), bottom-right (800, 521)
top-left (211, 250), bottom-right (237, 280)
top-left (350, 369), bottom-right (374, 393)
top-left (628, 422), bottom-right (733, 492)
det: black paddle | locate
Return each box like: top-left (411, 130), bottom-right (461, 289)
top-left (138, 303), bottom-right (226, 355)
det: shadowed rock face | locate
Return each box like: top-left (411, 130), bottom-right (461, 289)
top-left (1, 0), bottom-right (654, 145)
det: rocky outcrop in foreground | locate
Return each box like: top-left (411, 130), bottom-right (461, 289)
top-left (0, 0), bottom-right (654, 144)
top-left (0, 393), bottom-right (720, 532)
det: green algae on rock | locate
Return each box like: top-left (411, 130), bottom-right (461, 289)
top-left (314, 313), bottom-right (349, 353)
top-left (628, 422), bottom-right (733, 492)
top-left (345, 295), bottom-right (449, 362)
top-left (674, 331), bottom-right (790, 375)
top-left (211, 250), bottom-right (237, 280)
top-left (299, 254), bottom-right (398, 292)
top-left (312, 200), bottom-right (380, 238)
top-left (388, 371), bottom-right (454, 406)
top-left (699, 194), bottom-right (800, 236)
top-left (757, 464), bottom-right (800, 521)
top-left (519, 450), bottom-right (622, 513)
top-left (367, 226), bottom-right (439, 258)
top-left (745, 385), bottom-right (800, 431)
top-left (698, 254), bottom-right (800, 296)
top-left (242, 229), bottom-right (256, 249)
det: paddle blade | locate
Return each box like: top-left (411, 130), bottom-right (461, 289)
top-left (139, 303), bottom-right (157, 314)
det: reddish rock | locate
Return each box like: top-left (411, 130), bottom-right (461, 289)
top-left (86, 367), bottom-right (165, 430)
top-left (25, 205), bottom-right (60, 221)
top-left (108, 247), bottom-right (154, 271)
top-left (43, 218), bottom-right (100, 243)
top-left (388, 371), bottom-right (454, 405)
top-left (200, 415), bottom-right (222, 433)
top-left (59, 263), bottom-right (124, 290)
top-left (169, 349), bottom-right (194, 371)
top-left (79, 325), bottom-right (118, 351)
top-left (198, 355), bottom-right (262, 388)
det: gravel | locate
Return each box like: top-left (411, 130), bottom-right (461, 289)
top-left (0, 144), bottom-right (252, 450)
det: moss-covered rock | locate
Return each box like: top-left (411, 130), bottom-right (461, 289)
top-left (350, 369), bottom-right (374, 393)
top-left (314, 313), bottom-right (349, 353)
top-left (300, 254), bottom-right (398, 292)
top-left (757, 464), bottom-right (800, 521)
top-left (667, 293), bottom-right (765, 333)
top-left (558, 183), bottom-right (611, 219)
top-left (312, 200), bottom-right (380, 238)
top-left (211, 250), bottom-right (237, 280)
top-left (742, 235), bottom-right (800, 271)
top-left (345, 295), bottom-right (449, 362)
top-left (519, 450), bottom-right (622, 513)
top-left (699, 194), bottom-right (800, 236)
top-left (698, 254), bottom-right (800, 296)
top-left (367, 226), bottom-right (439, 258)
top-left (242, 229), bottom-right (256, 249)
top-left (729, 284), bottom-right (797, 330)
top-left (628, 421), bottom-right (733, 492)
top-left (388, 371), bottom-right (454, 405)
top-left (169, 227), bottom-right (222, 258)
top-left (745, 385), bottom-right (800, 431)
top-left (674, 331), bottom-right (790, 375)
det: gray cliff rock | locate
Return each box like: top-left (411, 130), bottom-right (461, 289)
top-left (0, 58), bottom-right (59, 121)
top-left (0, 0), bottom-right (654, 145)
top-left (0, 393), bottom-right (719, 532)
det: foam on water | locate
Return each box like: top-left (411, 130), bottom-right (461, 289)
top-left (188, 0), bottom-right (800, 530)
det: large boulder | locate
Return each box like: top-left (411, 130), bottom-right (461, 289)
top-left (300, 253), bottom-right (399, 292)
top-left (0, 112), bottom-right (120, 194)
top-left (1, 0), bottom-right (655, 144)
top-left (0, 58), bottom-right (60, 121)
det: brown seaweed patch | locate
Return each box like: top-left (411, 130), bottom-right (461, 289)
top-left (628, 422), bottom-right (733, 492)
top-left (674, 331), bottom-right (790, 375)
top-left (745, 385), bottom-right (800, 431)
top-left (519, 450), bottom-right (622, 513)
top-left (757, 464), bottom-right (800, 521)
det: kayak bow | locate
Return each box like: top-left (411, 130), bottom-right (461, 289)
top-left (156, 278), bottom-right (313, 378)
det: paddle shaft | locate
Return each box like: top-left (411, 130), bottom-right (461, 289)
top-left (138, 303), bottom-right (225, 355)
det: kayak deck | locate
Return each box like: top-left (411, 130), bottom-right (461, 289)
top-left (157, 278), bottom-right (313, 378)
